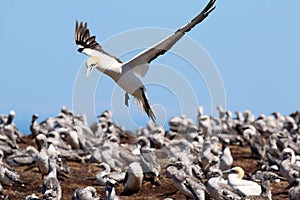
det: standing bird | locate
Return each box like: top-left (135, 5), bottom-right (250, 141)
top-left (27, 134), bottom-right (49, 180)
top-left (134, 136), bottom-right (161, 185)
top-left (166, 161), bottom-right (206, 199)
top-left (219, 138), bottom-right (233, 171)
top-left (75, 0), bottom-right (216, 122)
top-left (122, 162), bottom-right (143, 195)
top-left (42, 156), bottom-right (62, 200)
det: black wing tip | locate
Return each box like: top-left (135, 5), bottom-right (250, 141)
top-left (75, 20), bottom-right (101, 51)
top-left (140, 88), bottom-right (157, 123)
top-left (205, 0), bottom-right (216, 15)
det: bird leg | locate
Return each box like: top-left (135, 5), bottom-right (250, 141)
top-left (125, 93), bottom-right (130, 107)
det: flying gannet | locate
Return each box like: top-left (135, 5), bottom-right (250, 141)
top-left (75, 0), bottom-right (216, 122)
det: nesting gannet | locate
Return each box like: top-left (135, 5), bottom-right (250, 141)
top-left (166, 161), bottom-right (206, 199)
top-left (6, 146), bottom-right (38, 166)
top-left (42, 156), bottom-right (62, 200)
top-left (201, 136), bottom-right (220, 172)
top-left (75, 0), bottom-right (216, 122)
top-left (250, 171), bottom-right (285, 200)
top-left (134, 136), bottom-right (161, 185)
top-left (94, 134), bottom-right (124, 172)
top-left (47, 131), bottom-right (71, 151)
top-left (243, 126), bottom-right (266, 160)
top-left (280, 148), bottom-right (299, 183)
top-left (95, 162), bottom-right (125, 186)
top-left (72, 186), bottom-right (100, 200)
top-left (59, 128), bottom-right (80, 149)
top-left (224, 166), bottom-right (262, 196)
top-left (122, 162), bottom-right (143, 195)
top-left (0, 150), bottom-right (23, 186)
top-left (206, 169), bottom-right (241, 200)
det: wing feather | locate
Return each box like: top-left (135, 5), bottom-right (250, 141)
top-left (75, 21), bottom-right (122, 63)
top-left (123, 0), bottom-right (216, 71)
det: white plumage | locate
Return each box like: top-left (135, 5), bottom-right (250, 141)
top-left (224, 166), bottom-right (262, 197)
top-left (75, 0), bottom-right (216, 122)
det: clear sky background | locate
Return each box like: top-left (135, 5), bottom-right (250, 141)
top-left (1, 1), bottom-right (299, 133)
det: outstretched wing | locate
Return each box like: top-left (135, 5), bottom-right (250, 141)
top-left (75, 21), bottom-right (122, 63)
top-left (123, 0), bottom-right (216, 75)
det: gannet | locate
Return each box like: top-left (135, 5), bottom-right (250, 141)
top-left (32, 134), bottom-right (49, 179)
top-left (42, 156), bottom-right (62, 200)
top-left (224, 166), bottom-right (262, 196)
top-left (6, 146), bottom-right (38, 166)
top-left (216, 105), bottom-right (226, 120)
top-left (72, 186), bottom-right (100, 200)
top-left (280, 147), bottom-right (298, 183)
top-left (166, 161), bottom-right (206, 199)
top-left (60, 128), bottom-right (80, 149)
top-left (75, 0), bottom-right (216, 122)
top-left (206, 169), bottom-right (241, 200)
top-left (134, 136), bottom-right (161, 185)
top-left (122, 162), bottom-right (143, 195)
top-left (219, 138), bottom-right (233, 171)
top-left (0, 150), bottom-right (23, 186)
top-left (95, 162), bottom-right (125, 186)
top-left (250, 171), bottom-right (285, 200)
top-left (0, 110), bottom-right (19, 149)
top-left (27, 134), bottom-right (69, 180)
top-left (30, 114), bottom-right (48, 137)
top-left (266, 134), bottom-right (281, 167)
top-left (243, 126), bottom-right (266, 160)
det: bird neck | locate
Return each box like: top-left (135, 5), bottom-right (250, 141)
top-left (6, 115), bottom-right (13, 125)
top-left (96, 55), bottom-right (121, 73)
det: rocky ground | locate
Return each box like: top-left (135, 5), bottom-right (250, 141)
top-left (2, 138), bottom-right (289, 200)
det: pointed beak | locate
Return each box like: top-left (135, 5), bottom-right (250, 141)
top-left (222, 169), bottom-right (231, 174)
top-left (86, 67), bottom-right (94, 79)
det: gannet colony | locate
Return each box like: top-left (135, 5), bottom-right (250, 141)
top-left (2, 0), bottom-right (299, 199)
top-left (0, 106), bottom-right (299, 199)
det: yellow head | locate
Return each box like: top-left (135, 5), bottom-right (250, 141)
top-left (230, 166), bottom-right (245, 179)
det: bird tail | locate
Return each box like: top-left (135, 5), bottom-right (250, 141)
top-left (134, 88), bottom-right (156, 123)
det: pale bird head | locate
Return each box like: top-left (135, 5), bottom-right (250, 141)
top-left (281, 147), bottom-right (295, 163)
top-left (86, 57), bottom-right (100, 78)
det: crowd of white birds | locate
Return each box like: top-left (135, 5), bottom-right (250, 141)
top-left (0, 106), bottom-right (300, 199)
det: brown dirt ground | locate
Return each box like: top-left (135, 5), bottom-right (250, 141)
top-left (2, 138), bottom-right (289, 200)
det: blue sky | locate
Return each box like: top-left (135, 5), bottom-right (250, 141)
top-left (1, 1), bottom-right (300, 133)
